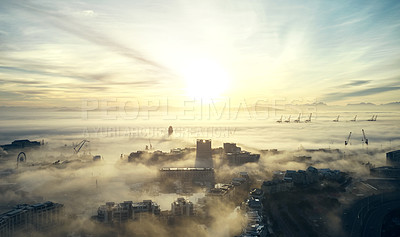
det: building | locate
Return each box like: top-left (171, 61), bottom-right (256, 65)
top-left (241, 223), bottom-right (267, 237)
top-left (370, 166), bottom-right (400, 178)
top-left (262, 180), bottom-right (293, 194)
top-left (132, 200), bottom-right (161, 217)
top-left (96, 200), bottom-right (160, 223)
top-left (0, 139), bottom-right (41, 151)
top-left (127, 147), bottom-right (195, 164)
top-left (171, 198), bottom-right (194, 216)
top-left (97, 201), bottom-right (134, 223)
top-left (159, 167), bottom-right (215, 187)
top-left (0, 201), bottom-right (64, 236)
top-left (249, 188), bottom-right (264, 200)
top-left (195, 139), bottom-right (213, 168)
top-left (245, 197), bottom-right (263, 213)
top-left (223, 143), bottom-right (260, 166)
top-left (226, 152), bottom-right (260, 166)
top-left (386, 150), bottom-right (400, 167)
top-left (207, 183), bottom-right (236, 200)
top-left (318, 168), bottom-right (341, 181)
top-left (283, 166), bottom-right (319, 185)
top-left (223, 143), bottom-right (241, 153)
top-left (283, 170), bottom-right (296, 182)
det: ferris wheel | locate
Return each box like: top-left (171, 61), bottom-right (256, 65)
top-left (17, 152), bottom-right (26, 167)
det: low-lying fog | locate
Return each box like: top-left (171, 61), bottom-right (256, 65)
top-left (0, 106), bottom-right (399, 236)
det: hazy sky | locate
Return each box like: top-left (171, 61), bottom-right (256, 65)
top-left (1, 0), bottom-right (400, 107)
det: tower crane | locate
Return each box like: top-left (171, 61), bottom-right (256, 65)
top-left (361, 129), bottom-right (368, 145)
top-left (74, 140), bottom-right (89, 154)
top-left (345, 132), bottom-right (352, 146)
top-left (294, 113), bottom-right (301, 123)
top-left (333, 115), bottom-right (340, 122)
top-left (305, 113), bottom-right (312, 123)
top-left (367, 115), bottom-right (377, 121)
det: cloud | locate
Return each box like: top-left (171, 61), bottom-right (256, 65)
top-left (324, 86), bottom-right (400, 102)
top-left (344, 80), bottom-right (371, 87)
top-left (11, 1), bottom-right (174, 77)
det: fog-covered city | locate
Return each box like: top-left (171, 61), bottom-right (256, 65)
top-left (1, 0), bottom-right (400, 236)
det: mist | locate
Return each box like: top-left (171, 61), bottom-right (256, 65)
top-left (0, 106), bottom-right (399, 236)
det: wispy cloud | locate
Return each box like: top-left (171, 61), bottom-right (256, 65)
top-left (324, 85), bottom-right (400, 102)
top-left (344, 80), bottom-right (371, 87)
top-left (10, 1), bottom-right (173, 76)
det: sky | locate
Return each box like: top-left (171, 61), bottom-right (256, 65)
top-left (1, 0), bottom-right (400, 107)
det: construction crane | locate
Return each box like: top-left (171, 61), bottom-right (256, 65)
top-left (74, 140), bottom-right (89, 154)
top-left (276, 115), bottom-right (283, 123)
top-left (345, 132), bottom-right (352, 146)
top-left (284, 115), bottom-right (291, 123)
top-left (305, 113), bottom-right (312, 123)
top-left (367, 115), bottom-right (377, 121)
top-left (294, 113), bottom-right (301, 123)
top-left (333, 115), bottom-right (340, 122)
top-left (350, 115), bottom-right (357, 122)
top-left (361, 129), bottom-right (368, 145)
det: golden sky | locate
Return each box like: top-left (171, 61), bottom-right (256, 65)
top-left (1, 0), bottom-right (400, 107)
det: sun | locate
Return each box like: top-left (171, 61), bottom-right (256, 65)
top-left (180, 59), bottom-right (230, 100)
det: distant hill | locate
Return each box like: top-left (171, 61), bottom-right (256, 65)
top-left (382, 102), bottom-right (400, 106)
top-left (346, 102), bottom-right (376, 106)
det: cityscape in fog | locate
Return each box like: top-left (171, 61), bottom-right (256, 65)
top-left (1, 0), bottom-right (400, 237)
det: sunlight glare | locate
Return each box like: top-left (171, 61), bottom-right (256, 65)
top-left (180, 59), bottom-right (230, 100)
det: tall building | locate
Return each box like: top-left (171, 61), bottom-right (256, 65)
top-left (195, 139), bottom-right (213, 168)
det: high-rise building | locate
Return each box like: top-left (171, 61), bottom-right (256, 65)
top-left (171, 198), bottom-right (194, 216)
top-left (195, 139), bottom-right (213, 168)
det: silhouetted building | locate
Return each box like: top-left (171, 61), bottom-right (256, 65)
top-left (0, 140), bottom-right (41, 151)
top-left (386, 150), bottom-right (400, 167)
top-left (195, 139), bottom-right (213, 168)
